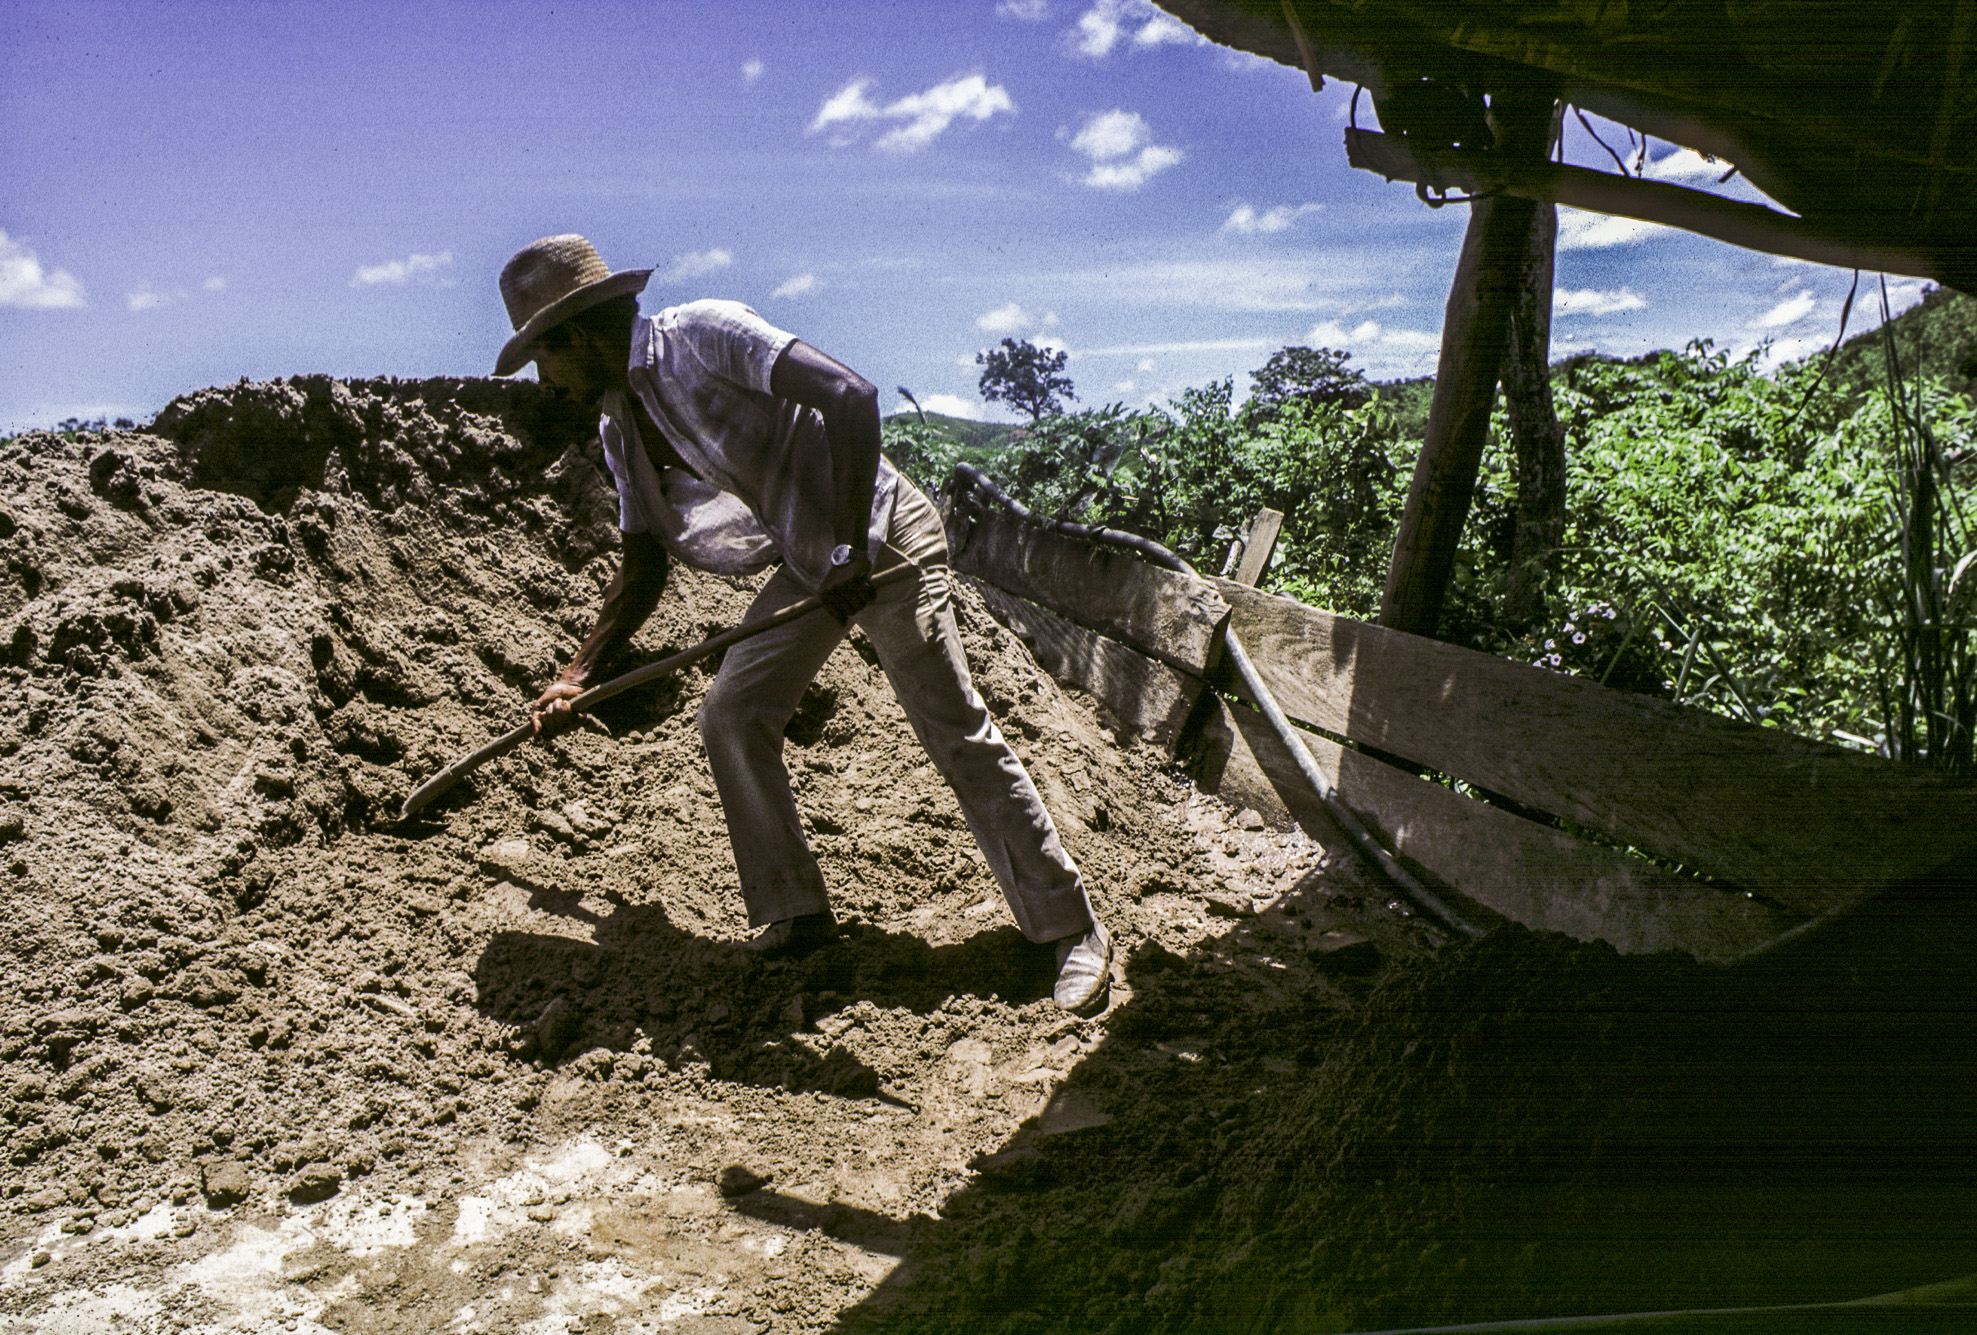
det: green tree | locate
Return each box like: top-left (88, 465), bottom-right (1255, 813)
top-left (977, 338), bottom-right (1076, 422)
top-left (1245, 346), bottom-right (1371, 416)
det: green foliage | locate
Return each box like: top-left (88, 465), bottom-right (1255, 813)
top-left (1247, 346), bottom-right (1371, 415)
top-left (1825, 285), bottom-right (1977, 404)
top-left (883, 409), bottom-right (1018, 453)
top-left (961, 380), bottom-right (1405, 618)
top-left (880, 419), bottom-right (1012, 498)
top-left (1468, 341), bottom-right (1976, 761)
top-left (947, 328), bottom-right (1977, 766)
top-left (976, 338), bottom-right (1076, 422)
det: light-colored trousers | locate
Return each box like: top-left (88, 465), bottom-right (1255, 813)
top-left (697, 479), bottom-right (1094, 943)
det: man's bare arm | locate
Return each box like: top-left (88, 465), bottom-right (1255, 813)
top-left (532, 531), bottom-right (668, 735)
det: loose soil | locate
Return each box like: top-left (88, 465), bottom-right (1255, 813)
top-left (0, 377), bottom-right (1970, 1334)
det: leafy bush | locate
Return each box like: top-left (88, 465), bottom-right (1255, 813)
top-left (918, 330), bottom-right (1977, 767)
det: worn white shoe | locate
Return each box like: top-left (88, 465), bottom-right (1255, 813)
top-left (1051, 921), bottom-right (1113, 1014)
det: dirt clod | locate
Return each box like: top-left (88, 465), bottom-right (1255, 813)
top-left (199, 1162), bottom-right (252, 1209)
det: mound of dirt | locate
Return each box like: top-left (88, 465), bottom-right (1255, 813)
top-left (1, 376), bottom-right (1969, 1334)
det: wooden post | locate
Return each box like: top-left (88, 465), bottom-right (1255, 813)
top-left (1501, 195), bottom-right (1567, 627)
top-left (1233, 508), bottom-right (1285, 586)
top-left (1378, 92), bottom-right (1556, 639)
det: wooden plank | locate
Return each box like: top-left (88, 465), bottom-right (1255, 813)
top-left (1184, 693), bottom-right (1800, 962)
top-left (963, 579), bottom-right (1205, 750)
top-left (1345, 128), bottom-right (1941, 283)
top-left (949, 504), bottom-right (1229, 676)
top-left (1210, 577), bottom-right (1977, 915)
top-left (1233, 508), bottom-right (1285, 587)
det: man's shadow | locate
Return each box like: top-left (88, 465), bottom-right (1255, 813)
top-left (471, 886), bottom-right (1060, 1101)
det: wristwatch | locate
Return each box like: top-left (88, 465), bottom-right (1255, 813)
top-left (829, 543), bottom-right (856, 567)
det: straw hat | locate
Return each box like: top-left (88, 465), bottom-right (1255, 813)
top-left (494, 235), bottom-right (651, 376)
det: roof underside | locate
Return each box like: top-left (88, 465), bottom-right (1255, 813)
top-left (1159, 0), bottom-right (1977, 293)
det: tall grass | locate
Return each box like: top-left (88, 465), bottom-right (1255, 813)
top-left (1873, 281), bottom-right (1975, 774)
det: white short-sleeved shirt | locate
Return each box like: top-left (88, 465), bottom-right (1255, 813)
top-left (596, 300), bottom-right (899, 591)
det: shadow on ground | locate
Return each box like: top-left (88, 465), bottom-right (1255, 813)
top-left (473, 893), bottom-right (1069, 1099)
top-left (468, 855), bottom-right (1977, 1333)
top-left (808, 870), bottom-right (1977, 1334)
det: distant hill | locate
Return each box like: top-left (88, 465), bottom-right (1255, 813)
top-left (883, 409), bottom-right (1020, 450)
top-left (1820, 284), bottom-right (1977, 402)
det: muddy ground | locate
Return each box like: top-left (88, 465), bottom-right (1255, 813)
top-left (0, 377), bottom-right (1971, 1334)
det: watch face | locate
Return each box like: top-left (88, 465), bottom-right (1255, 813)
top-left (830, 543), bottom-right (854, 566)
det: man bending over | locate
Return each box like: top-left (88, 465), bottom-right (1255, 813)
top-left (494, 234), bottom-right (1112, 1014)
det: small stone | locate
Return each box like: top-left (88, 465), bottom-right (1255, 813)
top-left (29, 1251), bottom-right (49, 1268)
top-left (171, 1217), bottom-right (198, 1238)
top-left (717, 1165), bottom-right (770, 1198)
top-left (526, 1204), bottom-right (558, 1222)
top-left (1234, 808), bottom-right (1266, 831)
top-left (201, 1161), bottom-right (252, 1209)
top-left (289, 1163), bottom-right (342, 1204)
top-left (1308, 937), bottom-right (1382, 975)
top-left (532, 810), bottom-right (579, 843)
top-left (534, 996), bottom-right (579, 1061)
top-left (481, 837), bottom-right (534, 874)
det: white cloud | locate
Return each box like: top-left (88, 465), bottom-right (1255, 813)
top-left (771, 272), bottom-right (818, 299)
top-left (126, 284), bottom-right (187, 312)
top-left (1752, 290), bottom-right (1816, 328)
top-left (997, 0), bottom-right (1049, 17)
top-left (0, 231), bottom-right (85, 309)
top-left (663, 248), bottom-right (734, 281)
top-left (1137, 358), bottom-right (1156, 373)
top-left (1043, 258), bottom-right (1346, 313)
top-left (1067, 109), bottom-right (1182, 190)
top-left (1553, 287), bottom-right (1648, 317)
top-left (1221, 202), bottom-right (1322, 235)
top-left (1556, 207), bottom-right (1669, 251)
top-left (808, 74), bottom-right (1015, 153)
top-left (129, 273), bottom-right (230, 311)
top-left (1642, 147), bottom-right (1730, 182)
top-left (976, 301), bottom-right (1032, 333)
top-left (920, 393), bottom-right (983, 419)
top-left (1079, 337), bottom-right (1273, 357)
top-left (742, 58), bottom-right (763, 84)
top-left (1132, 13), bottom-right (1197, 47)
top-left (352, 250), bottom-right (453, 286)
top-left (1068, 0), bottom-right (1199, 58)
top-left (1304, 319), bottom-right (1440, 376)
top-left (811, 79), bottom-right (881, 137)
top-left (1754, 334), bottom-right (1828, 369)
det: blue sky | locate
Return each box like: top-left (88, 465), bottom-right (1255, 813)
top-left (0, 0), bottom-right (1930, 432)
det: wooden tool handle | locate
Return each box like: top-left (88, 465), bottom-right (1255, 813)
top-left (395, 562), bottom-right (913, 822)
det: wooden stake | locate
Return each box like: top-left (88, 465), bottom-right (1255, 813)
top-left (1379, 92), bottom-right (1555, 639)
top-left (1233, 508), bottom-right (1285, 586)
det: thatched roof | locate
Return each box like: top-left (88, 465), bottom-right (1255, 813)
top-left (1159, 0), bottom-right (1977, 293)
